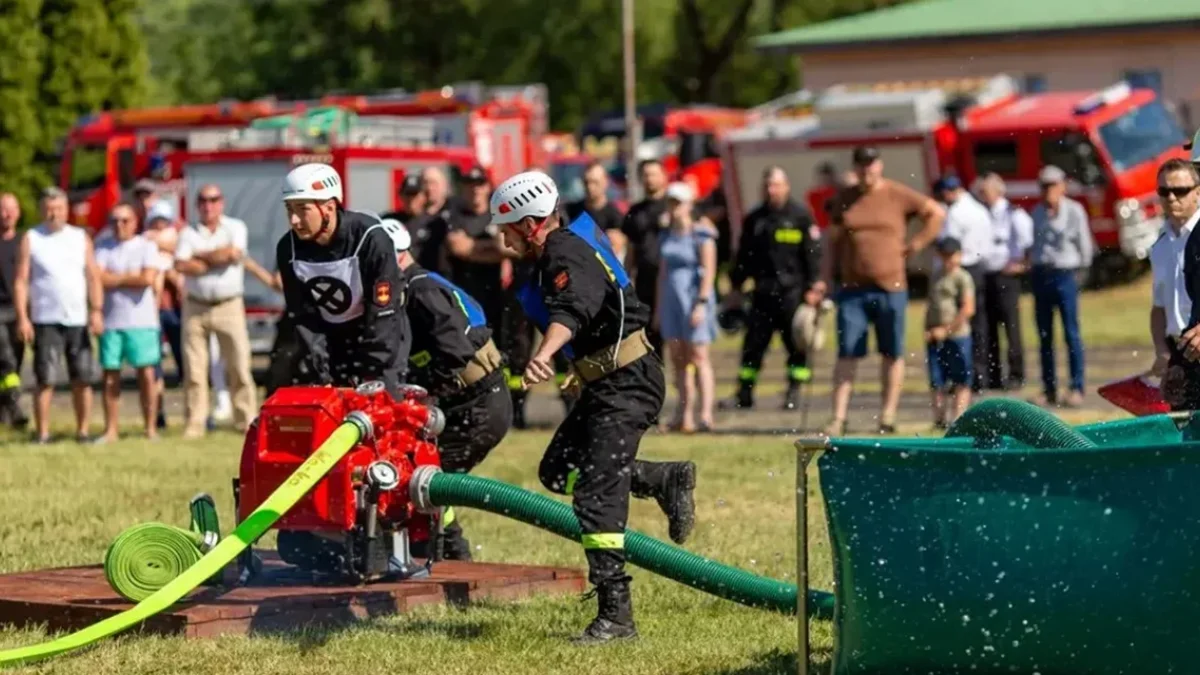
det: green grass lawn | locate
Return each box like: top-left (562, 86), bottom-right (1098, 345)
top-left (0, 428), bottom-right (834, 675)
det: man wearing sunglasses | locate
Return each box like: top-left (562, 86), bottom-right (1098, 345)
top-left (1155, 159), bottom-right (1200, 409)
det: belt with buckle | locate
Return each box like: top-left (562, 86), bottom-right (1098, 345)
top-left (572, 328), bottom-right (653, 384)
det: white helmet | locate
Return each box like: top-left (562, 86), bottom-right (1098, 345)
top-left (490, 170), bottom-right (559, 227)
top-left (380, 218), bottom-right (411, 252)
top-left (283, 163), bottom-right (343, 203)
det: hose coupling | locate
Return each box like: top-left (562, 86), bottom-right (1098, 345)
top-left (345, 410), bottom-right (374, 441)
top-left (422, 406), bottom-right (446, 439)
top-left (409, 464), bottom-right (443, 514)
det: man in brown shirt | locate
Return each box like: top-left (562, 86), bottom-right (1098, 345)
top-left (811, 146), bottom-right (943, 435)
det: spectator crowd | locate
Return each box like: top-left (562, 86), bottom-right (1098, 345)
top-left (7, 140), bottom-right (1189, 441)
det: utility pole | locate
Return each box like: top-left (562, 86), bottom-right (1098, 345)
top-left (622, 0), bottom-right (643, 203)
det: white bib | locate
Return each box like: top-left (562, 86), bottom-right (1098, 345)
top-left (289, 224), bottom-right (383, 324)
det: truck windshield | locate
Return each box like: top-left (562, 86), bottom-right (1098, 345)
top-left (1097, 100), bottom-right (1186, 172)
top-left (67, 144), bottom-right (108, 193)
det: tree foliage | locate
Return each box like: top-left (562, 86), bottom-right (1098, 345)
top-left (0, 0), bottom-right (148, 225)
top-left (140, 0), bottom-right (911, 130)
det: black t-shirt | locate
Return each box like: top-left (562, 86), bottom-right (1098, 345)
top-left (447, 207), bottom-right (503, 319)
top-left (566, 200), bottom-right (623, 234)
top-left (276, 209), bottom-right (410, 389)
top-left (621, 196), bottom-right (668, 276)
top-left (539, 226), bottom-right (649, 358)
top-left (0, 233), bottom-right (22, 311)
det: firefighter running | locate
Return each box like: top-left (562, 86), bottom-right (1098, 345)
top-left (384, 219), bottom-right (513, 561)
top-left (275, 163), bottom-right (411, 395)
top-left (490, 170), bottom-right (697, 645)
top-left (724, 166), bottom-right (823, 410)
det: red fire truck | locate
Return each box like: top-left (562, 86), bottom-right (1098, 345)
top-left (721, 75), bottom-right (1189, 278)
top-left (58, 83), bottom-right (548, 232)
top-left (578, 103), bottom-right (750, 200)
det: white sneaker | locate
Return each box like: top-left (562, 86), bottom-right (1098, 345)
top-left (212, 391), bottom-right (233, 422)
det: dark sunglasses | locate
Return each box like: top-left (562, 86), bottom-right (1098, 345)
top-left (110, 216), bottom-right (135, 225)
top-left (1157, 185), bottom-right (1197, 199)
top-left (197, 194), bottom-right (222, 203)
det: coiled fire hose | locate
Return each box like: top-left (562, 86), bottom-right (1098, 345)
top-left (0, 418), bottom-right (369, 668)
top-left (103, 494), bottom-right (224, 602)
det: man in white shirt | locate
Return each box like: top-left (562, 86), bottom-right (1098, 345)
top-left (12, 187), bottom-right (104, 443)
top-left (95, 203), bottom-right (163, 441)
top-left (935, 175), bottom-right (993, 392)
top-left (174, 184), bottom-right (257, 438)
top-left (975, 172), bottom-right (1034, 391)
top-left (1149, 159), bottom-right (1200, 410)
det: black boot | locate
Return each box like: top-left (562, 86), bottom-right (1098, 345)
top-left (511, 390), bottom-right (528, 430)
top-left (441, 521), bottom-right (473, 561)
top-left (1, 391), bottom-right (27, 429)
top-left (572, 577), bottom-right (637, 645)
top-left (782, 382), bottom-right (802, 411)
top-left (719, 381), bottom-right (754, 410)
top-left (632, 461), bottom-right (696, 544)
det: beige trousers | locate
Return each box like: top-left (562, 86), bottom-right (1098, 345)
top-left (182, 296), bottom-right (257, 432)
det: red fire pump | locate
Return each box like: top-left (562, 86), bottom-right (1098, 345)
top-left (234, 381), bottom-right (447, 581)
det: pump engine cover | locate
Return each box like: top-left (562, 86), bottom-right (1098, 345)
top-left (237, 385), bottom-right (443, 537)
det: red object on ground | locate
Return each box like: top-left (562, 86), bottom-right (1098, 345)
top-left (237, 385), bottom-right (442, 544)
top-left (1097, 375), bottom-right (1170, 417)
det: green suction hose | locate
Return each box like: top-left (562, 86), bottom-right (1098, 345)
top-left (422, 471), bottom-right (835, 618)
top-left (946, 398), bottom-right (1096, 449)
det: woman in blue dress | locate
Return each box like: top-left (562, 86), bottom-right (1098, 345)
top-left (654, 182), bottom-right (718, 432)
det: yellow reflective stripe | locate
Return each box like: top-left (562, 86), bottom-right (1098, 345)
top-left (443, 507), bottom-right (456, 526)
top-left (581, 533), bottom-right (625, 550)
top-left (788, 366), bottom-right (812, 382)
top-left (594, 252), bottom-right (616, 282)
top-left (564, 468), bottom-right (579, 496)
top-left (774, 228), bottom-right (803, 245)
top-left (0, 373), bottom-right (19, 390)
top-left (738, 366), bottom-right (758, 382)
top-left (410, 350), bottom-right (432, 368)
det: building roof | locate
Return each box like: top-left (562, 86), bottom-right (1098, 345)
top-left (755, 0), bottom-right (1200, 52)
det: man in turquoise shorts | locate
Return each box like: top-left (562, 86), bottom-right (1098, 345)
top-left (95, 202), bottom-right (165, 441)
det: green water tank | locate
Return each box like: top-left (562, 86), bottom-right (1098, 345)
top-left (819, 439), bottom-right (1200, 674)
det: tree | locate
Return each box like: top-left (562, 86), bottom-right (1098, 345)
top-left (0, 0), bottom-right (45, 223)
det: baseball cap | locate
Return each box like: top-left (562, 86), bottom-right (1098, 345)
top-left (133, 178), bottom-right (158, 195)
top-left (146, 200), bottom-right (175, 224)
top-left (665, 182), bottom-right (694, 203)
top-left (936, 237), bottom-right (962, 254)
top-left (1038, 165), bottom-right (1067, 185)
top-left (399, 174), bottom-right (422, 196)
top-left (933, 175), bottom-right (963, 192)
top-left (463, 165), bottom-right (490, 185)
top-left (851, 145), bottom-right (881, 166)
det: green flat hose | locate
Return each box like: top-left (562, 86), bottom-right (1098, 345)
top-left (425, 472), bottom-right (836, 618)
top-left (104, 524), bottom-right (205, 602)
top-left (0, 421), bottom-right (365, 668)
top-left (946, 398), bottom-right (1096, 449)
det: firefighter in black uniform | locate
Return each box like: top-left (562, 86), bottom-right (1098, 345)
top-left (380, 220), bottom-right (513, 560)
top-left (724, 166), bottom-right (823, 410)
top-left (275, 163), bottom-right (411, 394)
top-left (491, 170), bottom-right (697, 645)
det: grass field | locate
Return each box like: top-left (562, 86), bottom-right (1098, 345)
top-left (0, 429), bottom-right (834, 675)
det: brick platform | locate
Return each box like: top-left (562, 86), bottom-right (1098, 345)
top-left (0, 554), bottom-right (586, 638)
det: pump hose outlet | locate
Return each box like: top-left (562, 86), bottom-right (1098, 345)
top-left (412, 469), bottom-right (835, 617)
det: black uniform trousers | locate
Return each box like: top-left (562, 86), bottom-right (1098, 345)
top-left (964, 264), bottom-right (989, 392)
top-left (739, 289), bottom-right (811, 386)
top-left (538, 353), bottom-right (665, 585)
top-left (983, 271), bottom-right (1025, 388)
top-left (437, 369), bottom-right (514, 556)
top-left (635, 265), bottom-right (664, 354)
top-left (0, 319), bottom-right (24, 407)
